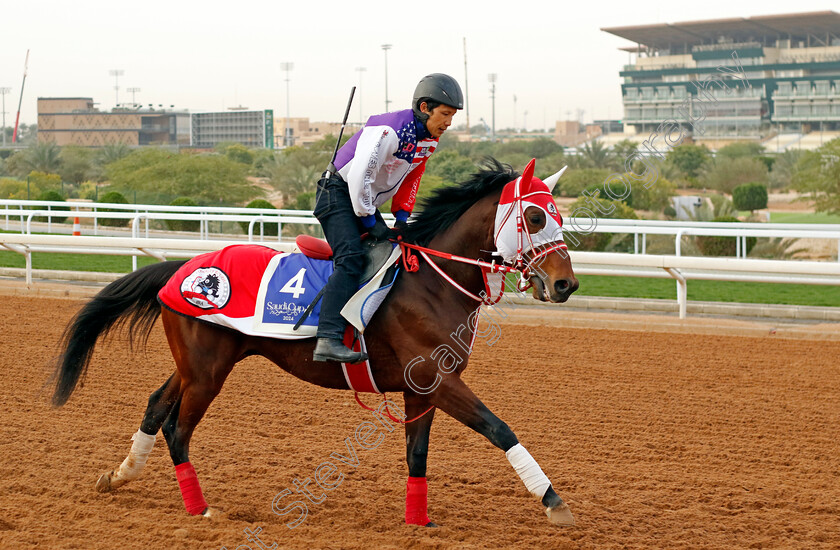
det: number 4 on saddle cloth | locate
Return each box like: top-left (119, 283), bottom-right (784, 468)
top-left (157, 237), bottom-right (401, 342)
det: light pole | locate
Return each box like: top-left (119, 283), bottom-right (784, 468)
top-left (355, 66), bottom-right (367, 123)
top-left (513, 94), bottom-right (517, 132)
top-left (109, 69), bottom-right (124, 106)
top-left (523, 110), bottom-right (528, 133)
top-left (488, 74), bottom-right (497, 142)
top-left (281, 62), bottom-right (294, 147)
top-left (127, 87), bottom-right (141, 105)
top-left (381, 44), bottom-right (392, 112)
top-left (0, 87), bottom-right (10, 147)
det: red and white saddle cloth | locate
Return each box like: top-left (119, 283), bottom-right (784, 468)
top-left (157, 244), bottom-right (387, 393)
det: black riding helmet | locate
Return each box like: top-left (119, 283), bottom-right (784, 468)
top-left (412, 73), bottom-right (464, 122)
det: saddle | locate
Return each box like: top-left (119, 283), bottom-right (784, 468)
top-left (295, 235), bottom-right (396, 284)
top-left (293, 235), bottom-right (401, 332)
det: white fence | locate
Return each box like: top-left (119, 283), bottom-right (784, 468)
top-left (2, 200), bottom-right (840, 318)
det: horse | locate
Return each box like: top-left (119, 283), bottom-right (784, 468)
top-left (50, 158), bottom-right (579, 528)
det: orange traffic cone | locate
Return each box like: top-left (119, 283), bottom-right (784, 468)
top-left (73, 216), bottom-right (81, 236)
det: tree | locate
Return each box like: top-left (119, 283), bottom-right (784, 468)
top-left (554, 168), bottom-right (612, 197)
top-left (716, 141), bottom-right (764, 160)
top-left (732, 182), bottom-right (768, 213)
top-left (768, 149), bottom-right (803, 190)
top-left (666, 144), bottom-right (710, 180)
top-left (700, 156), bottom-right (768, 194)
top-left (792, 137), bottom-right (840, 214)
top-left (224, 144), bottom-right (255, 165)
top-left (579, 140), bottom-right (612, 169)
top-left (59, 146), bottom-right (96, 184)
top-left (105, 148), bottom-right (261, 205)
top-left (611, 139), bottom-right (638, 164)
top-left (11, 142), bottom-right (62, 175)
top-left (267, 145), bottom-right (331, 204)
top-left (425, 150), bottom-right (476, 184)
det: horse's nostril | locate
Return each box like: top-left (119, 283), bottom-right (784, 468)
top-left (554, 279), bottom-right (569, 294)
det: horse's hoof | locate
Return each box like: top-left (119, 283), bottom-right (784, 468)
top-left (425, 521), bottom-right (438, 528)
top-left (201, 507), bottom-right (224, 520)
top-left (96, 471), bottom-right (118, 493)
top-left (545, 503), bottom-right (575, 526)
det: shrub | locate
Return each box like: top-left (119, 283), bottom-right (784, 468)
top-left (33, 190), bottom-right (69, 224)
top-left (566, 196), bottom-right (637, 252)
top-left (732, 182), bottom-right (768, 212)
top-left (98, 191), bottom-right (130, 227)
top-left (165, 197), bottom-right (200, 232)
top-left (556, 168), bottom-right (612, 197)
top-left (239, 199), bottom-right (279, 237)
top-left (663, 205), bottom-right (677, 219)
top-left (583, 182), bottom-right (632, 207)
top-left (695, 216), bottom-right (756, 256)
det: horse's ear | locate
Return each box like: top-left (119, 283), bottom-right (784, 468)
top-left (518, 158), bottom-right (536, 193)
top-left (543, 166), bottom-right (567, 193)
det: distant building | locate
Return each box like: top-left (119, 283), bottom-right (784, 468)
top-left (602, 11), bottom-right (840, 139)
top-left (37, 98), bottom-right (190, 147)
top-left (190, 110), bottom-right (274, 149)
top-left (554, 120), bottom-right (602, 147)
top-left (273, 117), bottom-right (362, 147)
top-left (593, 119), bottom-right (624, 134)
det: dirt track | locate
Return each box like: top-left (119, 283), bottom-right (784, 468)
top-left (1, 294), bottom-right (838, 549)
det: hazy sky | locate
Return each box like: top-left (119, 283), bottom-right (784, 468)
top-left (0, 1), bottom-right (829, 131)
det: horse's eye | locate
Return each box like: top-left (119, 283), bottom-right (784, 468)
top-left (530, 216), bottom-right (542, 224)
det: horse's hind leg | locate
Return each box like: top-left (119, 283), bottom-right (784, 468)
top-left (95, 372), bottom-right (181, 493)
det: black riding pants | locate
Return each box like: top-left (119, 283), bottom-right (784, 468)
top-left (313, 175), bottom-right (380, 340)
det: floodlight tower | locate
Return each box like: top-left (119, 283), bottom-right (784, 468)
top-left (127, 87), bottom-right (141, 105)
top-left (109, 69), bottom-right (124, 106)
top-left (488, 73), bottom-right (497, 142)
top-left (381, 44), bottom-right (392, 112)
top-left (355, 66), bottom-right (367, 123)
top-left (0, 87), bottom-right (10, 147)
top-left (281, 62), bottom-right (294, 147)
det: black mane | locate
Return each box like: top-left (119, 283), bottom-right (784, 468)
top-left (404, 159), bottom-right (518, 246)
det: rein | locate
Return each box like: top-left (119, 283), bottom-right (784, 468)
top-left (395, 239), bottom-right (567, 305)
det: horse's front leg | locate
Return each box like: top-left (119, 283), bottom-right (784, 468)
top-left (403, 392), bottom-right (437, 527)
top-left (430, 375), bottom-right (574, 526)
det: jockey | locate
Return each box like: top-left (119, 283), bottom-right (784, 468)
top-left (312, 73), bottom-right (463, 363)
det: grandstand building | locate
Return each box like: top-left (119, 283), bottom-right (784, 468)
top-left (602, 11), bottom-right (840, 141)
top-left (190, 110), bottom-right (274, 149)
top-left (38, 98), bottom-right (191, 147)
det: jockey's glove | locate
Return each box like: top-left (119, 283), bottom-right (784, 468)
top-left (367, 219), bottom-right (392, 241)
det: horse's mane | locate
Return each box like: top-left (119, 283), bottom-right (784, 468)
top-left (404, 158), bottom-right (518, 246)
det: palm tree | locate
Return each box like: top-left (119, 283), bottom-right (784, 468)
top-left (23, 142), bottom-right (62, 173)
top-left (580, 140), bottom-right (612, 169)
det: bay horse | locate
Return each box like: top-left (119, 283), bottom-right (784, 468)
top-left (51, 158), bottom-right (579, 528)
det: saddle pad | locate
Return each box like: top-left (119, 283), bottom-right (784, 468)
top-left (158, 244), bottom-right (398, 342)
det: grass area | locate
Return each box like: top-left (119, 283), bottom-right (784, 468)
top-left (770, 211), bottom-right (840, 224)
top-left (0, 250), bottom-right (176, 273)
top-left (1, 248), bottom-right (838, 308)
top-left (574, 274), bottom-right (840, 308)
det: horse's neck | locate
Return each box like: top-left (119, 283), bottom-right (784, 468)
top-left (421, 194), bottom-right (499, 309)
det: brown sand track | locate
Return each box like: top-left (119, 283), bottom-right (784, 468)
top-left (0, 294), bottom-right (839, 549)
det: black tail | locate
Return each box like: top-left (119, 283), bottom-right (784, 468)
top-left (51, 260), bottom-right (186, 407)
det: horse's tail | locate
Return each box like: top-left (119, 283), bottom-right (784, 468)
top-left (51, 260), bottom-right (186, 407)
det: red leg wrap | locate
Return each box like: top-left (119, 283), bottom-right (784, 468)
top-left (405, 476), bottom-right (431, 525)
top-left (175, 462), bottom-right (208, 515)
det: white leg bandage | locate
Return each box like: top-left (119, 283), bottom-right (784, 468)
top-left (114, 430), bottom-right (156, 482)
top-left (506, 443), bottom-right (551, 499)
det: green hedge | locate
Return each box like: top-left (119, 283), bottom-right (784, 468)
top-left (732, 182), bottom-right (768, 212)
top-left (165, 197), bottom-right (200, 232)
top-left (98, 191), bottom-right (129, 227)
top-left (239, 199), bottom-right (278, 237)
